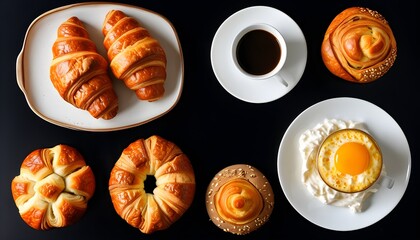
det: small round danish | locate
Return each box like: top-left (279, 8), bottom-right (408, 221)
top-left (206, 164), bottom-right (274, 235)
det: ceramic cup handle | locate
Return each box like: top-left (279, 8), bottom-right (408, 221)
top-left (276, 71), bottom-right (290, 87)
top-left (378, 175), bottom-right (394, 189)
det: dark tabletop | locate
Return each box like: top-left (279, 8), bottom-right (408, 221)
top-left (1, 0), bottom-right (418, 239)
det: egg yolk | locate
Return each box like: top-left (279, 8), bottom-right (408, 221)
top-left (334, 142), bottom-right (370, 175)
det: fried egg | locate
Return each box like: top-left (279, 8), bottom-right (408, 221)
top-left (317, 128), bottom-right (382, 193)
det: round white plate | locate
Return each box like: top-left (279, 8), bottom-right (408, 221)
top-left (16, 2), bottom-right (183, 132)
top-left (277, 97), bottom-right (411, 231)
top-left (210, 6), bottom-right (307, 103)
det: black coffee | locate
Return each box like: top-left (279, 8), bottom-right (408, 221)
top-left (236, 29), bottom-right (281, 75)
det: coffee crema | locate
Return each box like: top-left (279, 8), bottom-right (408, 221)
top-left (236, 29), bottom-right (281, 75)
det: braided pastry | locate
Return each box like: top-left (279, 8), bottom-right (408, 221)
top-left (102, 10), bottom-right (167, 101)
top-left (109, 135), bottom-right (195, 234)
top-left (11, 144), bottom-right (95, 230)
top-left (50, 17), bottom-right (119, 119)
top-left (321, 7), bottom-right (397, 83)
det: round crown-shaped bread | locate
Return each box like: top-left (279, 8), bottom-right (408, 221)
top-left (109, 135), bottom-right (195, 234)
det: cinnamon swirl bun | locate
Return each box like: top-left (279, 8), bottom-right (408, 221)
top-left (321, 7), bottom-right (397, 83)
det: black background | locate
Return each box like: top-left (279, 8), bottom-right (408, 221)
top-left (1, 0), bottom-right (418, 239)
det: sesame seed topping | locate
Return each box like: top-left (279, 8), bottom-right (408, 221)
top-left (359, 7), bottom-right (388, 24)
top-left (360, 48), bottom-right (396, 81)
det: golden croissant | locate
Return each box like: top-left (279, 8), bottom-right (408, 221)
top-left (102, 10), bottom-right (167, 101)
top-left (11, 144), bottom-right (95, 230)
top-left (321, 7), bottom-right (397, 83)
top-left (50, 16), bottom-right (119, 119)
top-left (109, 135), bottom-right (195, 234)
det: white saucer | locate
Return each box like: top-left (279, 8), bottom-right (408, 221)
top-left (210, 6), bottom-right (307, 103)
top-left (277, 97), bottom-right (411, 231)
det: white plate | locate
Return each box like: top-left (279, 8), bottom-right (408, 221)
top-left (210, 6), bottom-right (307, 103)
top-left (16, 2), bottom-right (183, 132)
top-left (277, 97), bottom-right (411, 231)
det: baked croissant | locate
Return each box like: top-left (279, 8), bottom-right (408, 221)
top-left (206, 164), bottom-right (274, 235)
top-left (109, 135), bottom-right (195, 234)
top-left (11, 144), bottom-right (95, 230)
top-left (50, 16), bottom-right (119, 119)
top-left (102, 10), bottom-right (167, 101)
top-left (321, 7), bottom-right (397, 83)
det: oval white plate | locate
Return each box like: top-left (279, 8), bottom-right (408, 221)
top-left (210, 6), bottom-right (307, 103)
top-left (277, 97), bottom-right (411, 231)
top-left (16, 2), bottom-right (184, 132)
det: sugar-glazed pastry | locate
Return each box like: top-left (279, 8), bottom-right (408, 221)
top-left (321, 7), bottom-right (397, 83)
top-left (206, 164), bottom-right (274, 235)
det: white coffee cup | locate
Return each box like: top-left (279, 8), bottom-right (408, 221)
top-left (232, 23), bottom-right (287, 82)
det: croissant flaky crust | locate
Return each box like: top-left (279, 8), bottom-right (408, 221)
top-left (102, 10), bottom-right (167, 101)
top-left (11, 144), bottom-right (95, 230)
top-left (50, 16), bottom-right (119, 119)
top-left (109, 135), bottom-right (195, 234)
top-left (206, 164), bottom-right (274, 235)
top-left (321, 7), bottom-right (397, 83)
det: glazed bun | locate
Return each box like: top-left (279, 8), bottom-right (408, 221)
top-left (109, 135), bottom-right (195, 234)
top-left (321, 7), bottom-right (397, 83)
top-left (206, 164), bottom-right (274, 235)
top-left (11, 144), bottom-right (95, 230)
